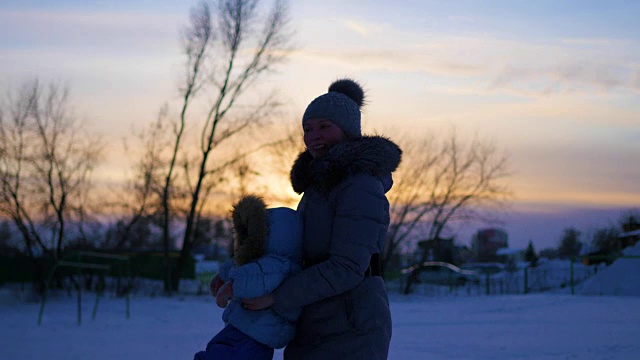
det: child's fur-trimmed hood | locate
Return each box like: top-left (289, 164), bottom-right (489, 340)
top-left (231, 195), bottom-right (268, 266)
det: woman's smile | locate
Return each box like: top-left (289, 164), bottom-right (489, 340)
top-left (303, 118), bottom-right (346, 158)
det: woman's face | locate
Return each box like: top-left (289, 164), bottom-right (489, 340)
top-left (303, 118), bottom-right (346, 158)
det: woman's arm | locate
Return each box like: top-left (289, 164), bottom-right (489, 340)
top-left (229, 254), bottom-right (301, 298)
top-left (270, 174), bottom-right (387, 314)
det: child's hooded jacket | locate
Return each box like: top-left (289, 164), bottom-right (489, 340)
top-left (217, 195), bottom-right (303, 349)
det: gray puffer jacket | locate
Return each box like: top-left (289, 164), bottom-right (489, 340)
top-left (271, 135), bottom-right (402, 360)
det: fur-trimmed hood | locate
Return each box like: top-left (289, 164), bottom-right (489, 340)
top-left (231, 195), bottom-right (303, 266)
top-left (231, 195), bottom-right (268, 266)
top-left (290, 135), bottom-right (402, 194)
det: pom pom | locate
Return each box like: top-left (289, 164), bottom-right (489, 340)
top-left (328, 78), bottom-right (365, 108)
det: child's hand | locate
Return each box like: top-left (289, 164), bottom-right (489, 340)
top-left (215, 281), bottom-right (233, 308)
top-left (209, 275), bottom-right (224, 297)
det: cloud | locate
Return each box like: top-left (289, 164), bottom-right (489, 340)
top-left (0, 9), bottom-right (182, 52)
top-left (560, 37), bottom-right (619, 46)
top-left (446, 15), bottom-right (476, 25)
top-left (484, 93), bottom-right (639, 127)
top-left (344, 20), bottom-right (370, 37)
top-left (291, 48), bottom-right (487, 76)
top-left (0, 8), bottom-right (181, 30)
top-left (293, 19), bottom-right (640, 97)
top-left (5, 5), bottom-right (639, 102)
top-left (506, 142), bottom-right (640, 209)
top-left (293, 46), bottom-right (637, 96)
top-left (633, 67), bottom-right (640, 92)
top-left (488, 62), bottom-right (634, 95)
top-left (339, 17), bottom-right (398, 39)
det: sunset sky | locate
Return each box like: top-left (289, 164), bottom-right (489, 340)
top-left (1, 0), bottom-right (638, 249)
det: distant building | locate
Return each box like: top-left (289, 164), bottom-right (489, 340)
top-left (472, 228), bottom-right (508, 262)
top-left (621, 218), bottom-right (640, 233)
top-left (418, 237), bottom-right (455, 264)
top-left (496, 247), bottom-right (527, 271)
top-left (417, 238), bottom-right (472, 265)
top-left (619, 229), bottom-right (640, 249)
top-left (619, 216), bottom-right (640, 249)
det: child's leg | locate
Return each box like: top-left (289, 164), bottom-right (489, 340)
top-left (194, 324), bottom-right (274, 360)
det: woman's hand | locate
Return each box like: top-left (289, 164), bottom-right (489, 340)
top-left (242, 294), bottom-right (275, 310)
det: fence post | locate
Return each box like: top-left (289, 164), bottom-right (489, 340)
top-left (76, 256), bottom-right (82, 325)
top-left (38, 262), bottom-right (57, 326)
top-left (168, 263), bottom-right (173, 296)
top-left (92, 273), bottom-right (102, 320)
top-left (485, 273), bottom-right (490, 295)
top-left (524, 268), bottom-right (529, 294)
top-left (570, 258), bottom-right (575, 295)
top-left (126, 259), bottom-right (131, 319)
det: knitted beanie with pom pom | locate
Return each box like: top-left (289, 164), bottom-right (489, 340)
top-left (302, 78), bottom-right (365, 139)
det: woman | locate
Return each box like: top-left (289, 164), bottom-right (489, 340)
top-left (243, 78), bottom-right (402, 359)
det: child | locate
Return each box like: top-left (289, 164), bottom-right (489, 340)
top-left (194, 195), bottom-right (303, 360)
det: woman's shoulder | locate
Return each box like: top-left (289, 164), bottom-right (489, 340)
top-left (331, 173), bottom-right (387, 200)
top-left (342, 172), bottom-right (383, 186)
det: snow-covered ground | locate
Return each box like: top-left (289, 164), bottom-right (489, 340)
top-left (2, 292), bottom-right (639, 359)
top-left (2, 241), bottom-right (639, 360)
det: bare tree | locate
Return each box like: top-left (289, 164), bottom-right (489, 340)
top-left (31, 82), bottom-right (103, 258)
top-left (107, 106), bottom-right (172, 251)
top-left (155, 1), bottom-right (215, 293)
top-left (0, 79), bottom-right (103, 287)
top-left (0, 80), bottom-right (47, 260)
top-left (382, 129), bottom-right (511, 289)
top-left (130, 0), bottom-right (292, 291)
